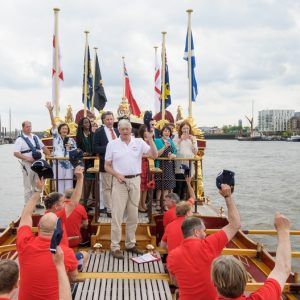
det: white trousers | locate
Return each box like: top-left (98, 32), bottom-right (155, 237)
top-left (110, 176), bottom-right (140, 251)
top-left (21, 161), bottom-right (37, 203)
top-left (53, 162), bottom-right (74, 194)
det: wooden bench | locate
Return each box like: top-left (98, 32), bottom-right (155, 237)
top-left (74, 278), bottom-right (172, 300)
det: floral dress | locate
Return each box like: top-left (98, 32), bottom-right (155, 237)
top-left (51, 128), bottom-right (77, 169)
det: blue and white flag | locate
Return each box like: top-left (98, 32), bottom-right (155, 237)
top-left (184, 31), bottom-right (198, 101)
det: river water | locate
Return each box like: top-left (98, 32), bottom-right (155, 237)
top-left (0, 141), bottom-right (299, 264)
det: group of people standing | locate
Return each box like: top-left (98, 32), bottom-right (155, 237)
top-left (10, 107), bottom-right (293, 300)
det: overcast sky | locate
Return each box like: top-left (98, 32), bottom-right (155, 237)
top-left (1, 0), bottom-right (300, 131)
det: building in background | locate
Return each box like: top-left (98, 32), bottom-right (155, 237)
top-left (258, 109), bottom-right (295, 133)
top-left (288, 112), bottom-right (300, 134)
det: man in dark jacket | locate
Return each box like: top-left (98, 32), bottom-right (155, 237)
top-left (93, 111), bottom-right (119, 217)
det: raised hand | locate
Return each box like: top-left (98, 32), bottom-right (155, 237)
top-left (74, 166), bottom-right (84, 179)
top-left (274, 212), bottom-right (291, 233)
top-left (45, 101), bottom-right (54, 112)
top-left (219, 184), bottom-right (232, 198)
top-left (36, 176), bottom-right (45, 191)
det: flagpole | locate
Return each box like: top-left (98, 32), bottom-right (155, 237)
top-left (161, 32), bottom-right (167, 121)
top-left (187, 9), bottom-right (193, 118)
top-left (91, 47), bottom-right (98, 114)
top-left (83, 31), bottom-right (89, 117)
top-left (154, 46), bottom-right (158, 114)
top-left (53, 8), bottom-right (60, 118)
top-left (122, 56), bottom-right (126, 98)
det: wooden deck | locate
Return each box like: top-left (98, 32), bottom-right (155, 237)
top-left (74, 278), bottom-right (172, 300)
top-left (74, 251), bottom-right (172, 300)
top-left (83, 251), bottom-right (165, 274)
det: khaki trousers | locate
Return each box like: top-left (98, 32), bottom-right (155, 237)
top-left (100, 172), bottom-right (113, 213)
top-left (21, 161), bottom-right (37, 203)
top-left (110, 176), bottom-right (140, 251)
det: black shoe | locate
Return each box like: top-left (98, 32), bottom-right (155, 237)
top-left (106, 212), bottom-right (112, 218)
top-left (111, 250), bottom-right (124, 259)
top-left (126, 246), bottom-right (144, 255)
top-left (99, 208), bottom-right (107, 213)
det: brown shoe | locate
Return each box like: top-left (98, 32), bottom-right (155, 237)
top-left (126, 246), bottom-right (144, 255)
top-left (111, 249), bottom-right (124, 259)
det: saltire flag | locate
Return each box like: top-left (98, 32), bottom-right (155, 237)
top-left (52, 34), bottom-right (63, 112)
top-left (123, 61), bottom-right (141, 116)
top-left (154, 51), bottom-right (161, 114)
top-left (93, 53), bottom-right (107, 111)
top-left (82, 46), bottom-right (93, 109)
top-left (161, 52), bottom-right (171, 109)
top-left (184, 31), bottom-right (198, 101)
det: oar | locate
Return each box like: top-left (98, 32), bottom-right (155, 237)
top-left (222, 248), bottom-right (300, 258)
top-left (206, 229), bottom-right (300, 236)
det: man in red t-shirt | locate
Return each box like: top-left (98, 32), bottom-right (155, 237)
top-left (161, 201), bottom-right (193, 253)
top-left (17, 177), bottom-right (78, 300)
top-left (167, 184), bottom-right (240, 300)
top-left (44, 166), bottom-right (88, 248)
top-left (0, 260), bottom-right (19, 300)
top-left (212, 212), bottom-right (291, 300)
top-left (163, 192), bottom-right (180, 228)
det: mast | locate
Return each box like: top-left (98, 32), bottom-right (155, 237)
top-left (83, 31), bottom-right (89, 117)
top-left (9, 108), bottom-right (11, 138)
top-left (186, 9), bottom-right (193, 118)
top-left (122, 56), bottom-right (126, 98)
top-left (161, 32), bottom-right (167, 120)
top-left (154, 46), bottom-right (159, 114)
top-left (53, 8), bottom-right (60, 118)
top-left (91, 47), bottom-right (98, 114)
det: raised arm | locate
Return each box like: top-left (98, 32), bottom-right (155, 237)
top-left (19, 177), bottom-right (45, 228)
top-left (220, 184), bottom-right (241, 241)
top-left (185, 176), bottom-right (196, 201)
top-left (268, 212), bottom-right (291, 290)
top-left (45, 101), bottom-right (56, 129)
top-left (52, 246), bottom-right (72, 300)
top-left (145, 132), bottom-right (158, 159)
top-left (69, 166), bottom-right (84, 206)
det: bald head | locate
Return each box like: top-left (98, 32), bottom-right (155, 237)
top-left (39, 213), bottom-right (58, 237)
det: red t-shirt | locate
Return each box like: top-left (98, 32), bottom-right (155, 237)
top-left (163, 206), bottom-right (176, 228)
top-left (17, 225), bottom-right (77, 300)
top-left (217, 278), bottom-right (281, 300)
top-left (0, 298), bottom-right (10, 300)
top-left (161, 216), bottom-right (185, 253)
top-left (167, 230), bottom-right (228, 300)
top-left (63, 204), bottom-right (88, 247)
top-left (45, 209), bottom-right (69, 247)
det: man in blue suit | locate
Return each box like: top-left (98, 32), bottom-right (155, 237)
top-left (93, 111), bottom-right (119, 217)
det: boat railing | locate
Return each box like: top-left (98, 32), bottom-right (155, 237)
top-left (44, 155), bottom-right (204, 224)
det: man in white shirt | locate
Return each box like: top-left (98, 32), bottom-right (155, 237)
top-left (105, 119), bottom-right (158, 259)
top-left (93, 111), bottom-right (119, 217)
top-left (14, 121), bottom-right (50, 203)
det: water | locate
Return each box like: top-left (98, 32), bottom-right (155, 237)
top-left (0, 141), bottom-right (299, 263)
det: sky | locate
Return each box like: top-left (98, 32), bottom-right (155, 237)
top-left (1, 0), bottom-right (300, 131)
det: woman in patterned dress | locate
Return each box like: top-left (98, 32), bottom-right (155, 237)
top-left (154, 125), bottom-right (177, 208)
top-left (46, 102), bottom-right (77, 193)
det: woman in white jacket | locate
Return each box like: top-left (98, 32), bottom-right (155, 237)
top-left (46, 102), bottom-right (77, 193)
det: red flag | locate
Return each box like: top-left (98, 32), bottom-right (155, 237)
top-left (123, 61), bottom-right (141, 116)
